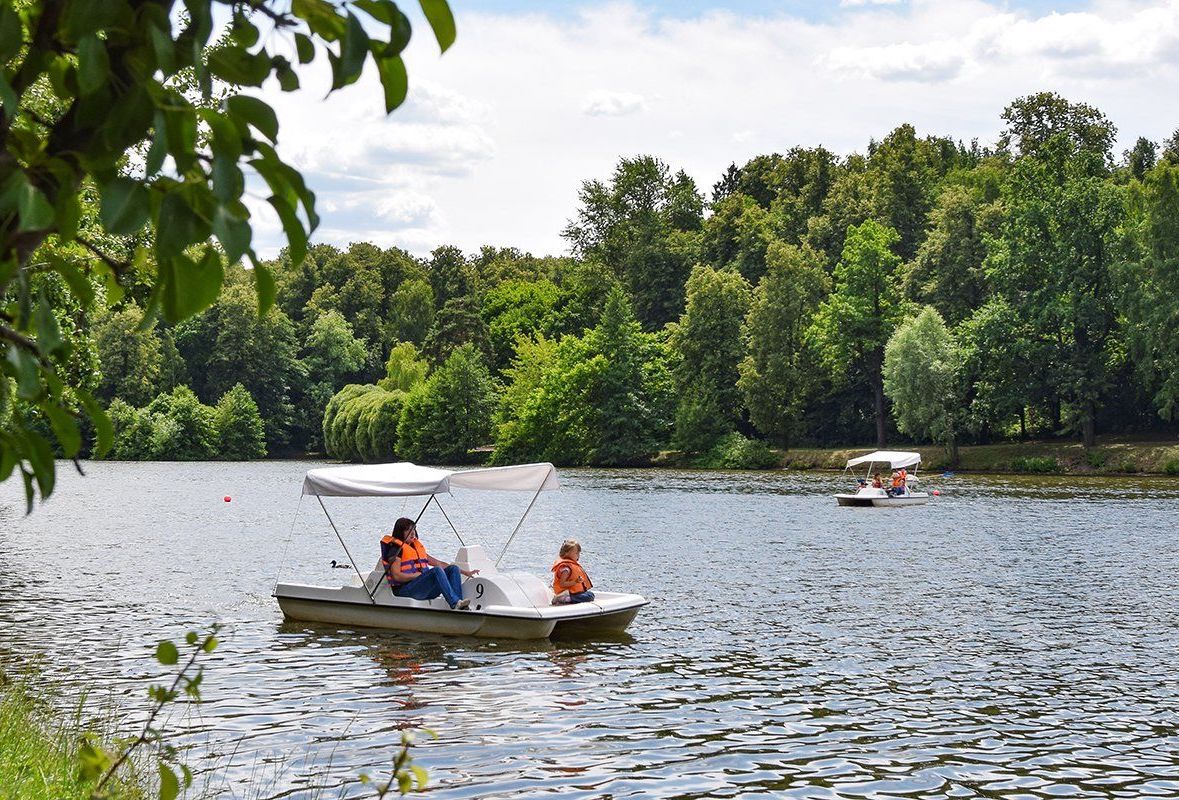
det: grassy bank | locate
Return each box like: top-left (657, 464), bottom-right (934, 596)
top-left (771, 436), bottom-right (1179, 475)
top-left (0, 674), bottom-right (149, 800)
top-left (652, 435), bottom-right (1179, 474)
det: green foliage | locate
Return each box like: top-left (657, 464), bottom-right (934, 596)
top-left (145, 386), bottom-right (218, 460)
top-left (1086, 449), bottom-right (1107, 469)
top-left (1, 0), bottom-right (457, 507)
top-left (1164, 459), bottom-right (1179, 476)
top-left (422, 297), bottom-right (491, 367)
top-left (883, 307), bottom-right (963, 459)
top-left (0, 677), bottom-right (149, 800)
top-left (563, 156), bottom-right (704, 328)
top-left (699, 432), bottom-right (779, 470)
top-left (323, 383), bottom-right (379, 462)
top-left (398, 344), bottom-right (493, 463)
top-left (378, 342), bottom-right (430, 393)
top-left (738, 243), bottom-right (829, 447)
top-left (107, 398), bottom-right (161, 460)
top-left (670, 265), bottom-right (751, 453)
top-left (1011, 456), bottom-right (1058, 473)
top-left (215, 383), bottom-right (266, 460)
top-left (809, 219), bottom-right (909, 446)
top-left (482, 279), bottom-right (559, 372)
top-left (92, 303), bottom-right (166, 407)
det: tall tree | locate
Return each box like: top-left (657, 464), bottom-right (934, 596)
top-left (809, 220), bottom-right (909, 447)
top-left (670, 265), bottom-right (752, 453)
top-left (397, 343), bottom-right (493, 462)
top-left (990, 94), bottom-right (1124, 446)
top-left (738, 243), bottom-right (829, 447)
top-left (883, 307), bottom-right (964, 463)
top-left (563, 156), bottom-right (704, 328)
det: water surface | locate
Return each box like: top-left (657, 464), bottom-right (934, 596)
top-left (2, 462), bottom-right (1178, 798)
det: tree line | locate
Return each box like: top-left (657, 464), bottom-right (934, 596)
top-left (81, 92), bottom-right (1179, 466)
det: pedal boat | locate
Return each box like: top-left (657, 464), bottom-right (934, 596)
top-left (274, 462), bottom-right (648, 640)
top-left (834, 450), bottom-right (930, 507)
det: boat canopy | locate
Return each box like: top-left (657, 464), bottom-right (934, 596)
top-left (845, 450), bottom-right (922, 469)
top-left (302, 462), bottom-right (560, 498)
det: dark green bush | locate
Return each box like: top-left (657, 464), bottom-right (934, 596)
top-left (1086, 449), bottom-right (1107, 468)
top-left (700, 433), bottom-right (779, 470)
top-left (1164, 459), bottom-right (1179, 476)
top-left (1011, 456), bottom-right (1057, 473)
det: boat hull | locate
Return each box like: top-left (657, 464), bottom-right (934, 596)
top-left (835, 491), bottom-right (929, 507)
top-left (274, 578), bottom-right (648, 641)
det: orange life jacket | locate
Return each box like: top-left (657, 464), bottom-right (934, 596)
top-left (891, 472), bottom-right (902, 487)
top-left (381, 536), bottom-right (429, 584)
top-left (552, 558), bottom-right (593, 594)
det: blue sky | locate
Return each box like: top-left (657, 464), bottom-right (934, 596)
top-left (255, 0), bottom-right (1179, 258)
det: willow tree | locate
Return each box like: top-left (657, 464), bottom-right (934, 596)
top-left (0, 0), bottom-right (455, 508)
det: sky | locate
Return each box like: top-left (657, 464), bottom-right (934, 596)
top-left (252, 0), bottom-right (1179, 259)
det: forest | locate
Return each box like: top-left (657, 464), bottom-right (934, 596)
top-left (73, 92), bottom-right (1179, 467)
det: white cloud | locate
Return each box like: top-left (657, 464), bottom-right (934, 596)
top-left (251, 0), bottom-right (1179, 259)
top-left (582, 90), bottom-right (648, 117)
top-left (840, 0), bottom-right (903, 6)
top-left (827, 41), bottom-right (967, 82)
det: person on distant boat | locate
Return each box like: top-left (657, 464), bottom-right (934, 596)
top-left (890, 470), bottom-right (903, 495)
top-left (381, 517), bottom-right (478, 610)
top-left (871, 473), bottom-right (883, 489)
top-left (551, 539), bottom-right (595, 605)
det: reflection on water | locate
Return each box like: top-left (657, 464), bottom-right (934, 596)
top-left (3, 462), bottom-right (1179, 798)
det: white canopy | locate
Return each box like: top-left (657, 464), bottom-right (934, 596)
top-left (845, 450), bottom-right (922, 469)
top-left (302, 462), bottom-right (559, 498)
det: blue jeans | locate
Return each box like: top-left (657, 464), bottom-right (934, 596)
top-left (569, 591), bottom-right (595, 604)
top-left (393, 565), bottom-right (463, 608)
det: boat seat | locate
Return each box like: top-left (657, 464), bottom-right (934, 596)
top-left (454, 545), bottom-right (498, 576)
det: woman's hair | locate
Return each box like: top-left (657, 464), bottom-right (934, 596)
top-left (559, 539), bottom-right (581, 557)
top-left (393, 517), bottom-right (416, 539)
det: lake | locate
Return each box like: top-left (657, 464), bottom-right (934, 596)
top-left (2, 461), bottom-right (1178, 799)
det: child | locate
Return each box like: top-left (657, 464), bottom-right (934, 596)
top-left (551, 539), bottom-right (595, 605)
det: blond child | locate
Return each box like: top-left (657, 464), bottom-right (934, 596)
top-left (551, 539), bottom-right (595, 605)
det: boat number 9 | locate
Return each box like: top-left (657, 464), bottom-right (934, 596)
top-left (475, 582), bottom-right (484, 598)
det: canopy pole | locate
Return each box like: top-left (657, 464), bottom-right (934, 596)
top-left (430, 495), bottom-right (466, 547)
top-left (316, 495), bottom-right (374, 605)
top-left (495, 481), bottom-right (545, 567)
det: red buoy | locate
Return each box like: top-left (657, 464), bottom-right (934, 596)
top-left (932, 490), bottom-right (941, 496)
top-left (224, 496), bottom-right (232, 502)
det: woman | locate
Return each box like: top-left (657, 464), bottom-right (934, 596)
top-left (380, 517), bottom-right (479, 610)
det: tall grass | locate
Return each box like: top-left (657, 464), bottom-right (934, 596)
top-left (0, 673), bottom-right (150, 800)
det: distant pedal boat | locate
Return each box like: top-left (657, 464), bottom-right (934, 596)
top-left (834, 450), bottom-right (930, 508)
top-left (274, 462), bottom-right (647, 640)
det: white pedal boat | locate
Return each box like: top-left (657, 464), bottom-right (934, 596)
top-left (834, 450), bottom-right (930, 507)
top-left (274, 462), bottom-right (647, 640)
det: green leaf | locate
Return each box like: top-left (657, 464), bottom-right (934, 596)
top-left (275, 59), bottom-right (300, 92)
top-left (161, 248), bottom-right (224, 323)
top-left (332, 13), bottom-right (369, 90)
top-left (78, 391), bottom-right (112, 458)
top-left (159, 763), bottom-right (180, 800)
top-left (295, 32), bottom-right (315, 63)
top-left (47, 256), bottom-right (95, 307)
top-left (374, 53), bottom-right (408, 113)
top-left (0, 4), bottom-right (22, 62)
top-left (202, 636), bottom-right (218, 653)
top-left (4, 173), bottom-right (56, 232)
top-left (155, 640), bottom-right (179, 665)
top-left (45, 406), bottom-right (81, 457)
top-left (155, 192), bottom-right (206, 259)
top-left (185, 631), bottom-right (198, 645)
top-left (77, 34), bottom-right (110, 95)
top-left (208, 46), bottom-right (272, 87)
top-left (268, 194), bottom-right (307, 263)
top-left (22, 430), bottom-right (55, 499)
top-left (100, 178), bottom-right (151, 235)
top-left (227, 95), bottom-right (279, 143)
top-left (293, 0), bottom-right (346, 42)
top-left (0, 71), bottom-right (17, 116)
top-left (34, 294), bottom-right (64, 354)
top-left (411, 764), bottom-right (429, 790)
top-left (6, 345), bottom-right (39, 399)
top-left (419, 0), bottom-right (456, 52)
top-left (213, 203), bottom-right (251, 263)
top-left (253, 262), bottom-right (276, 316)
